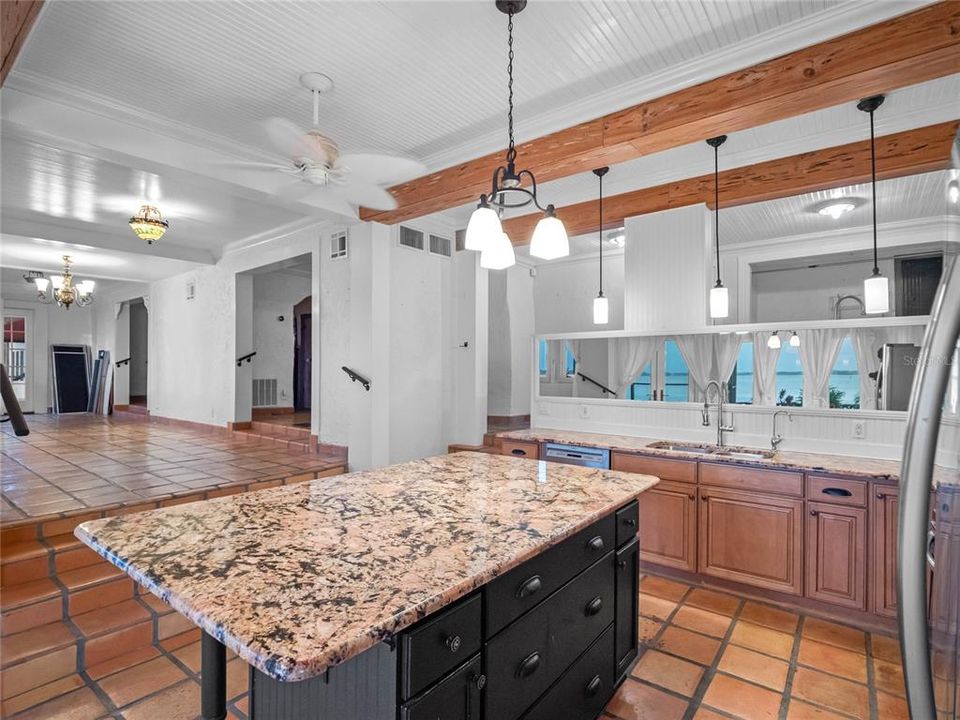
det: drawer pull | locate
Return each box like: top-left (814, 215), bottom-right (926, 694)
top-left (822, 487), bottom-right (853, 497)
top-left (622, 517), bottom-right (637, 527)
top-left (516, 575), bottom-right (542, 600)
top-left (516, 651), bottom-right (541, 679)
top-left (511, 448), bottom-right (527, 456)
top-left (584, 596), bottom-right (603, 616)
top-left (585, 675), bottom-right (602, 697)
top-left (446, 634), bottom-right (462, 653)
top-left (586, 535), bottom-right (605, 552)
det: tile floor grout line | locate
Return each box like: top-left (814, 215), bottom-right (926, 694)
top-left (680, 595), bottom-right (745, 720)
top-left (778, 613), bottom-right (805, 720)
top-left (865, 631), bottom-right (879, 720)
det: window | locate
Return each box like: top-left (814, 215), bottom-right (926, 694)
top-left (776, 344), bottom-right (803, 406)
top-left (663, 340), bottom-right (689, 402)
top-left (330, 231), bottom-right (348, 259)
top-left (399, 226), bottom-right (424, 251)
top-left (727, 341), bottom-right (754, 404)
top-left (429, 234), bottom-right (452, 257)
top-left (539, 339), bottom-right (548, 377)
top-left (829, 336), bottom-right (860, 409)
top-left (629, 363), bottom-right (652, 400)
top-left (565, 348), bottom-right (576, 378)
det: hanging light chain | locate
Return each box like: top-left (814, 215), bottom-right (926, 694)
top-left (506, 10), bottom-right (516, 164)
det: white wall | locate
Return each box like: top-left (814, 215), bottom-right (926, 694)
top-left (534, 254), bottom-right (625, 334)
top-left (488, 264), bottom-right (535, 417)
top-left (129, 301), bottom-right (148, 396)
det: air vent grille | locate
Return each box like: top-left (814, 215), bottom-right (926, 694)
top-left (252, 378), bottom-right (278, 407)
top-left (399, 226), bottom-right (424, 251)
top-left (429, 235), bottom-right (451, 257)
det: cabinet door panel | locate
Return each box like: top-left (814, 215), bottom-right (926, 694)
top-left (615, 538), bottom-right (639, 680)
top-left (698, 488), bottom-right (803, 595)
top-left (638, 481), bottom-right (697, 572)
top-left (806, 502), bottom-right (866, 609)
top-left (870, 486), bottom-right (900, 617)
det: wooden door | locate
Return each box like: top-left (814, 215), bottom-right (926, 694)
top-left (806, 502), bottom-right (866, 609)
top-left (698, 487), bottom-right (804, 595)
top-left (295, 312), bottom-right (312, 411)
top-left (870, 486), bottom-right (900, 617)
top-left (638, 480), bottom-right (697, 572)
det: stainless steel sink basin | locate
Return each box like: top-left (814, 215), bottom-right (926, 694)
top-left (647, 442), bottom-right (717, 455)
top-left (648, 441), bottom-right (775, 461)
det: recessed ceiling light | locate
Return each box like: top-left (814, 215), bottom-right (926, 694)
top-left (816, 200), bottom-right (858, 219)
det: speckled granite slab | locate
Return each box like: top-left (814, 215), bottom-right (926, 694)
top-left (499, 428), bottom-right (903, 481)
top-left (75, 452), bottom-right (657, 682)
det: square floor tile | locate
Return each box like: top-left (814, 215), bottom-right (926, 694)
top-left (639, 575), bottom-right (689, 602)
top-left (801, 617), bottom-right (865, 654)
top-left (605, 678), bottom-right (688, 720)
top-left (739, 602), bottom-right (799, 634)
top-left (658, 626), bottom-right (721, 666)
top-left (717, 644), bottom-right (789, 691)
top-left (96, 655), bottom-right (187, 708)
top-left (797, 637), bottom-right (867, 683)
top-left (631, 649), bottom-right (704, 697)
top-left (702, 673), bottom-right (782, 720)
top-left (790, 667), bottom-right (869, 719)
top-left (685, 588), bottom-right (741, 616)
top-left (729, 621), bottom-right (795, 660)
top-left (639, 594), bottom-right (677, 622)
top-left (873, 657), bottom-right (906, 697)
top-left (672, 605), bottom-right (732, 638)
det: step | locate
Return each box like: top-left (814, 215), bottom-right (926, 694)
top-left (0, 577), bottom-right (62, 613)
top-left (0, 540), bottom-right (50, 587)
top-left (0, 621), bottom-right (76, 670)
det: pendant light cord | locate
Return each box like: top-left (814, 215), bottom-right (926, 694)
top-left (714, 142), bottom-right (721, 286)
top-left (868, 107), bottom-right (879, 275)
top-left (598, 171), bottom-right (603, 295)
top-left (506, 11), bottom-right (516, 165)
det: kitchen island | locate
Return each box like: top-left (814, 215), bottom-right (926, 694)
top-left (75, 451), bottom-right (658, 720)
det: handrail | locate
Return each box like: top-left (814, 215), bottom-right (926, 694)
top-left (342, 366), bottom-right (371, 391)
top-left (0, 364), bottom-right (30, 436)
top-left (576, 372), bottom-right (615, 396)
top-left (236, 352), bottom-right (256, 367)
top-left (115, 357), bottom-right (131, 368)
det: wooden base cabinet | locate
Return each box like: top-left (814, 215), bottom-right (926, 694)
top-left (698, 488), bottom-right (804, 596)
top-left (637, 480), bottom-right (697, 572)
top-left (871, 486), bottom-right (900, 617)
top-left (805, 502), bottom-right (866, 610)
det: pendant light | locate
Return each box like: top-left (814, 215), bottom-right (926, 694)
top-left (706, 135), bottom-right (728, 319)
top-left (858, 95), bottom-right (888, 314)
top-left (789, 331), bottom-right (801, 348)
top-left (480, 232), bottom-right (516, 270)
top-left (592, 167), bottom-right (610, 325)
top-left (767, 331), bottom-right (781, 350)
top-left (464, 0), bottom-right (568, 261)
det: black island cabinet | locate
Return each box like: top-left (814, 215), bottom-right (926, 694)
top-left (249, 500), bottom-right (640, 720)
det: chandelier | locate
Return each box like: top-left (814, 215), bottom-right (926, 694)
top-left (129, 204), bottom-right (169, 244)
top-left (28, 256), bottom-right (95, 309)
top-left (465, 0), bottom-right (569, 268)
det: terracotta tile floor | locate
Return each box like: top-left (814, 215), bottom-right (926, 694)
top-left (1, 414), bottom-right (345, 523)
top-left (251, 411), bottom-right (311, 428)
top-left (6, 572), bottom-right (903, 719)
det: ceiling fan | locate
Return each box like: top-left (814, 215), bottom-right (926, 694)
top-left (229, 73), bottom-right (425, 212)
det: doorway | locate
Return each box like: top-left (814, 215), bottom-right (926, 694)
top-left (2, 311), bottom-right (33, 413)
top-left (128, 299), bottom-right (148, 408)
top-left (293, 296), bottom-right (312, 413)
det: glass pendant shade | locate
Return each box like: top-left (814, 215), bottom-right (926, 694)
top-left (33, 277), bottom-right (50, 292)
top-left (529, 212), bottom-right (569, 260)
top-left (767, 332), bottom-right (781, 350)
top-left (593, 293), bottom-right (609, 325)
top-left (78, 280), bottom-right (96, 295)
top-left (709, 284), bottom-right (729, 319)
top-left (465, 203), bottom-right (501, 252)
top-left (789, 332), bottom-right (801, 348)
top-left (128, 205), bottom-right (169, 244)
top-left (864, 273), bottom-right (889, 314)
top-left (480, 232), bottom-right (515, 270)
top-left (51, 275), bottom-right (64, 290)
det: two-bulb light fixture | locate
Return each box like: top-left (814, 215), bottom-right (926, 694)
top-left (592, 167), bottom-right (610, 325)
top-left (858, 95), bottom-right (888, 315)
top-left (464, 0), bottom-right (569, 269)
top-left (706, 135), bottom-right (728, 319)
top-left (767, 331), bottom-right (800, 349)
top-left (26, 256), bottom-right (95, 309)
top-left (129, 204), bottom-right (169, 244)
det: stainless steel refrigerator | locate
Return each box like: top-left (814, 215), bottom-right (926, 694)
top-left (899, 252), bottom-right (960, 720)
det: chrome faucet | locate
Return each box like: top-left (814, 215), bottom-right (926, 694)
top-left (834, 294), bottom-right (865, 320)
top-left (702, 380), bottom-right (734, 447)
top-left (771, 409), bottom-right (792, 451)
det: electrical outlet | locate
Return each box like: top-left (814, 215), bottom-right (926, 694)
top-left (536, 402), bottom-right (548, 416)
top-left (578, 404), bottom-right (590, 419)
top-left (852, 421), bottom-right (866, 439)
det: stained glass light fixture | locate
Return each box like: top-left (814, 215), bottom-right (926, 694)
top-left (129, 205), bottom-right (169, 244)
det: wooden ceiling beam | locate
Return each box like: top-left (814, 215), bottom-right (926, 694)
top-left (499, 121), bottom-right (959, 245)
top-left (360, 2), bottom-right (960, 225)
top-left (1, 1), bottom-right (43, 86)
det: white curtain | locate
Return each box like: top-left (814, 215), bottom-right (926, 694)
top-left (799, 328), bottom-right (846, 408)
top-left (714, 335), bottom-right (743, 398)
top-left (547, 339), bottom-right (565, 382)
top-left (674, 335), bottom-right (714, 402)
top-left (852, 328), bottom-right (882, 410)
top-left (564, 340), bottom-right (582, 396)
top-left (752, 331), bottom-right (781, 406)
top-left (612, 336), bottom-right (659, 398)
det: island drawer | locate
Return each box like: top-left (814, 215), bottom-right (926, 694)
top-left (611, 452), bottom-right (697, 483)
top-left (615, 501), bottom-right (638, 548)
top-left (400, 654), bottom-right (482, 720)
top-left (806, 475), bottom-right (867, 506)
top-left (485, 513), bottom-right (615, 637)
top-left (700, 462), bottom-right (803, 497)
top-left (521, 624), bottom-right (614, 720)
top-left (400, 594), bottom-right (482, 701)
top-left (502, 440), bottom-right (540, 459)
top-left (484, 553), bottom-right (615, 720)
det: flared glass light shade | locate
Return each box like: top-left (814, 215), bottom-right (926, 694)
top-left (864, 273), bottom-right (889, 314)
top-left (33, 277), bottom-right (50, 292)
top-left (593, 293), bottom-right (609, 325)
top-left (529, 213), bottom-right (569, 260)
top-left (480, 232), bottom-right (515, 270)
top-left (767, 332), bottom-right (781, 350)
top-left (465, 204), bottom-right (501, 252)
top-left (789, 332), bottom-right (801, 348)
top-left (78, 280), bottom-right (96, 295)
top-left (51, 275), bottom-right (64, 290)
top-left (709, 284), bottom-right (729, 319)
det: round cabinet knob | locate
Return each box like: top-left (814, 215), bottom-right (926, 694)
top-left (446, 635), bottom-right (462, 653)
top-left (585, 675), bottom-right (602, 697)
top-left (622, 517), bottom-right (637, 527)
top-left (810, 509), bottom-right (818, 516)
top-left (471, 673), bottom-right (487, 691)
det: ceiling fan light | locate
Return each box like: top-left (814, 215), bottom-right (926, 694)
top-left (864, 272), bottom-right (889, 314)
top-left (529, 207), bottom-right (569, 260)
top-left (129, 205), bottom-right (169, 244)
top-left (593, 293), bottom-right (609, 325)
top-left (767, 332), bottom-right (781, 350)
top-left (465, 199), bottom-right (501, 252)
top-left (34, 277), bottom-right (50, 293)
top-left (480, 232), bottom-right (515, 270)
top-left (709, 284), bottom-right (729, 319)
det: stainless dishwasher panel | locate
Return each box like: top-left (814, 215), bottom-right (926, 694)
top-left (543, 443), bottom-right (610, 469)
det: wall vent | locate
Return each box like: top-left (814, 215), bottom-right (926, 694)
top-left (429, 235), bottom-right (452, 257)
top-left (252, 378), bottom-right (278, 407)
top-left (330, 230), bottom-right (348, 259)
top-left (399, 226), bottom-right (424, 251)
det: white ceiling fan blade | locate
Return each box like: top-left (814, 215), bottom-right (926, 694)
top-left (337, 154), bottom-right (426, 185)
top-left (264, 117), bottom-right (328, 165)
top-left (217, 160), bottom-right (290, 171)
top-left (327, 180), bottom-right (398, 211)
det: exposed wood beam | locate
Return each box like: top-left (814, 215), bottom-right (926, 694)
top-left (1, 1), bottom-right (42, 86)
top-left (361, 2), bottom-right (960, 225)
top-left (500, 121), bottom-right (959, 245)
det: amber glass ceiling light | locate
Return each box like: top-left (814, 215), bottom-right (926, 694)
top-left (706, 135), bottom-right (729, 319)
top-left (465, 0), bottom-right (568, 263)
top-left (858, 95), bottom-right (888, 315)
top-left (129, 205), bottom-right (169, 244)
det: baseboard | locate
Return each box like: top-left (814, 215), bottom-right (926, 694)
top-left (488, 414), bottom-right (531, 429)
top-left (114, 404), bottom-right (129, 411)
top-left (228, 421), bottom-right (253, 431)
top-left (252, 406), bottom-right (296, 418)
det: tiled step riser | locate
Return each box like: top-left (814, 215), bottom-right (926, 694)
top-left (1, 538), bottom-right (107, 591)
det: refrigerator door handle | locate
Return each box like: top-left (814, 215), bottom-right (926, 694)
top-left (926, 528), bottom-right (936, 570)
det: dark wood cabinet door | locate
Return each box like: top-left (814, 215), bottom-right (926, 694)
top-left (806, 502), bottom-right (866, 610)
top-left (698, 487), bottom-right (804, 595)
top-left (870, 486), bottom-right (900, 617)
top-left (638, 481), bottom-right (697, 572)
top-left (615, 537), bottom-right (639, 681)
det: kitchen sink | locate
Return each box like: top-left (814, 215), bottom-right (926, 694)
top-left (648, 441), bottom-right (776, 461)
top-left (647, 442), bottom-right (717, 455)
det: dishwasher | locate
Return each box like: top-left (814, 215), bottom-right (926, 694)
top-left (542, 442), bottom-right (611, 469)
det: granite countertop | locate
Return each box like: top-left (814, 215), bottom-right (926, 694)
top-left (75, 452), bottom-right (657, 682)
top-left (499, 428), bottom-right (903, 482)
